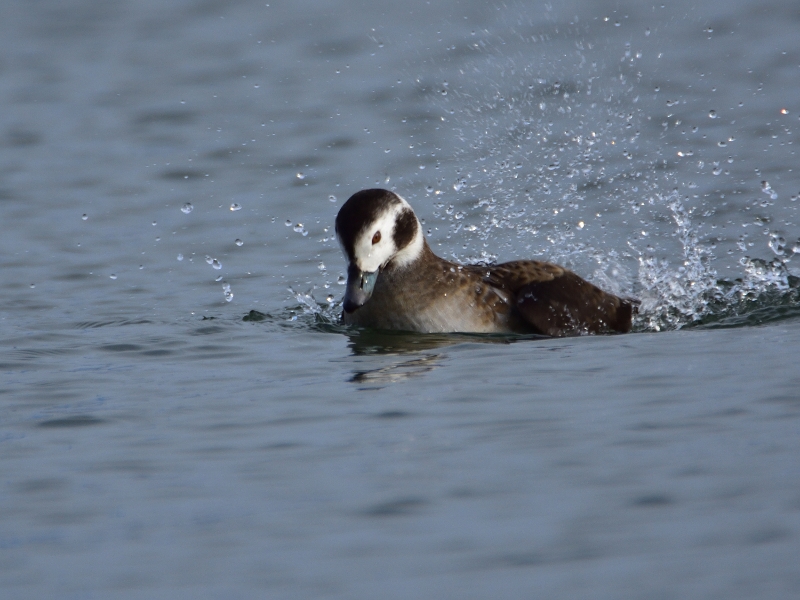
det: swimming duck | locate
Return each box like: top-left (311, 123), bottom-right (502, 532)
top-left (335, 188), bottom-right (634, 336)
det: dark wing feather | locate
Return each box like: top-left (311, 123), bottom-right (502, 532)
top-left (468, 260), bottom-right (633, 336)
top-left (515, 269), bottom-right (633, 336)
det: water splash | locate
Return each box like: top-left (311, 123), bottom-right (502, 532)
top-left (635, 192), bottom-right (799, 331)
top-left (288, 287), bottom-right (342, 323)
top-left (635, 193), bottom-right (719, 330)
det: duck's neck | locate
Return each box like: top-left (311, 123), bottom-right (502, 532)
top-left (386, 237), bottom-right (454, 277)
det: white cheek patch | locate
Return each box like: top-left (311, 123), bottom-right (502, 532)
top-left (354, 207), bottom-right (402, 272)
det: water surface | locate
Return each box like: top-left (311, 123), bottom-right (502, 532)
top-left (2, 0), bottom-right (800, 598)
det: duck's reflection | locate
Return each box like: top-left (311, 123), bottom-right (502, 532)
top-left (345, 328), bottom-right (489, 355)
top-left (342, 326), bottom-right (549, 355)
top-left (242, 309), bottom-right (548, 386)
top-left (349, 353), bottom-right (441, 386)
top-left (343, 328), bottom-right (548, 387)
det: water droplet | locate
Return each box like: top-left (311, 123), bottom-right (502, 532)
top-left (293, 223), bottom-right (306, 236)
top-left (30, 283), bottom-right (35, 288)
top-left (761, 181), bottom-right (778, 200)
top-left (235, 239), bottom-right (243, 246)
top-left (181, 203), bottom-right (193, 214)
top-left (152, 221), bottom-right (157, 226)
top-left (177, 253), bottom-right (184, 261)
top-left (230, 203), bottom-right (242, 211)
top-left (768, 232), bottom-right (786, 256)
top-left (326, 294), bottom-right (335, 303)
top-left (318, 262), bottom-right (326, 271)
top-left (578, 221), bottom-right (585, 229)
top-left (337, 275), bottom-right (346, 285)
top-left (328, 194), bottom-right (337, 202)
top-left (285, 219), bottom-right (292, 226)
top-left (296, 172), bottom-right (305, 180)
top-left (81, 214), bottom-right (88, 221)
top-left (708, 110), bottom-right (717, 118)
top-left (109, 274), bottom-right (117, 280)
top-left (205, 255), bottom-right (214, 264)
top-left (216, 275), bottom-right (223, 282)
top-left (426, 185), bottom-right (434, 194)
top-left (419, 165), bottom-right (425, 170)
top-left (211, 259), bottom-right (222, 270)
top-left (453, 177), bottom-right (466, 191)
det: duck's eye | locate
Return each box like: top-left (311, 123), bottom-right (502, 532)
top-left (371, 231), bottom-right (381, 245)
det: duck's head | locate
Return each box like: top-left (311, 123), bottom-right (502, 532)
top-left (335, 189), bottom-right (423, 313)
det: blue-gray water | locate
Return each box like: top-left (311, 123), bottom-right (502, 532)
top-left (2, 1), bottom-right (800, 598)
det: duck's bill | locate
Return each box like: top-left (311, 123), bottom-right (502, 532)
top-left (342, 265), bottom-right (378, 313)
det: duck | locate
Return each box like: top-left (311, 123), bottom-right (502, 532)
top-left (335, 188), bottom-right (635, 336)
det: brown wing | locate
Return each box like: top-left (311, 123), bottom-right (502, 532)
top-left (515, 269), bottom-right (633, 336)
top-left (468, 260), bottom-right (634, 336)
